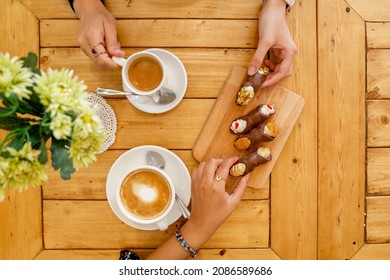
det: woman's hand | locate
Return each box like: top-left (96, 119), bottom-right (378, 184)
top-left (182, 157), bottom-right (249, 245)
top-left (73, 0), bottom-right (125, 69)
top-left (146, 157), bottom-right (248, 260)
top-left (248, 0), bottom-right (297, 88)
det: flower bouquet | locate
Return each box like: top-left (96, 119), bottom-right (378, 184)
top-left (0, 52), bottom-right (104, 201)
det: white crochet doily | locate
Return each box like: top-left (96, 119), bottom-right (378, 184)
top-left (85, 92), bottom-right (117, 154)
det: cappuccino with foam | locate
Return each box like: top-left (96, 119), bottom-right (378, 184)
top-left (120, 169), bottom-right (172, 220)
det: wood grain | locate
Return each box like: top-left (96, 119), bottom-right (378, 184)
top-left (367, 148), bottom-right (390, 196)
top-left (6, 0), bottom-right (389, 261)
top-left (0, 0), bottom-right (42, 260)
top-left (35, 248), bottom-right (281, 260)
top-left (193, 66), bottom-right (304, 189)
top-left (352, 244), bottom-right (390, 260)
top-left (366, 196), bottom-right (390, 243)
top-left (269, 1), bottom-right (318, 260)
top-left (43, 150), bottom-right (269, 200)
top-left (21, 0), bottom-right (262, 20)
top-left (40, 48), bottom-right (255, 98)
top-left (346, 0), bottom-right (390, 21)
top-left (43, 200), bottom-right (269, 249)
top-left (40, 19), bottom-right (258, 48)
top-left (367, 50), bottom-right (390, 99)
top-left (318, 0), bottom-right (366, 259)
top-left (367, 101), bottom-right (390, 147)
top-left (367, 23), bottom-right (390, 49)
top-left (108, 99), bottom-right (212, 150)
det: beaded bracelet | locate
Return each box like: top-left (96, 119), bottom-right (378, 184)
top-left (175, 227), bottom-right (199, 258)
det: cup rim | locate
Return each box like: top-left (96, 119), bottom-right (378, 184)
top-left (116, 165), bottom-right (175, 225)
top-left (122, 51), bottom-right (166, 96)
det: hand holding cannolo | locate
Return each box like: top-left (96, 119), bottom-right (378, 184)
top-left (236, 67), bottom-right (269, 106)
top-left (234, 122), bottom-right (279, 151)
top-left (229, 147), bottom-right (272, 177)
top-left (230, 104), bottom-right (275, 134)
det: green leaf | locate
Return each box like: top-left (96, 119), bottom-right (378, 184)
top-left (38, 138), bottom-right (48, 164)
top-left (0, 115), bottom-right (30, 131)
top-left (28, 125), bottom-right (42, 149)
top-left (17, 98), bottom-right (43, 117)
top-left (51, 139), bottom-right (75, 180)
top-left (6, 136), bottom-right (25, 151)
top-left (0, 107), bottom-right (17, 118)
top-left (37, 124), bottom-right (50, 164)
top-left (0, 93), bottom-right (19, 116)
top-left (20, 52), bottom-right (40, 74)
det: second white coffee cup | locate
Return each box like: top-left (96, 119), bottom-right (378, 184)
top-left (116, 165), bottom-right (175, 230)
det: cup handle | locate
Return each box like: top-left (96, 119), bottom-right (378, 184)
top-left (156, 219), bottom-right (168, 231)
top-left (112, 56), bottom-right (126, 67)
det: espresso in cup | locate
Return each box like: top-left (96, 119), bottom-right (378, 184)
top-left (120, 169), bottom-right (172, 220)
top-left (128, 56), bottom-right (163, 92)
top-left (112, 51), bottom-right (166, 96)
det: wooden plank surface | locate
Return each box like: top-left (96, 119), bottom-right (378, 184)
top-left (110, 99), bottom-right (211, 149)
top-left (35, 248), bottom-right (281, 260)
top-left (3, 0), bottom-right (377, 260)
top-left (367, 148), bottom-right (390, 196)
top-left (40, 48), bottom-right (255, 98)
top-left (43, 150), bottom-right (269, 200)
top-left (193, 66), bottom-right (304, 189)
top-left (0, 0), bottom-right (42, 260)
top-left (366, 196), bottom-right (390, 243)
top-left (367, 50), bottom-right (390, 99)
top-left (40, 19), bottom-right (258, 48)
top-left (318, 0), bottom-right (366, 259)
top-left (367, 101), bottom-right (390, 147)
top-left (352, 244), bottom-right (390, 260)
top-left (43, 200), bottom-right (269, 249)
top-left (367, 23), bottom-right (390, 49)
top-left (346, 0), bottom-right (390, 21)
top-left (21, 0), bottom-right (262, 20)
top-left (269, 1), bottom-right (318, 260)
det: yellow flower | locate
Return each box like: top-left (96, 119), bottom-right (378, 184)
top-left (0, 142), bottom-right (48, 201)
top-left (34, 68), bottom-right (87, 113)
top-left (0, 52), bottom-right (34, 99)
top-left (49, 112), bottom-right (73, 140)
top-left (69, 103), bottom-right (104, 169)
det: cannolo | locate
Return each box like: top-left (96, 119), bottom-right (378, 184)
top-left (234, 122), bottom-right (279, 151)
top-left (229, 147), bottom-right (272, 177)
top-left (230, 104), bottom-right (275, 134)
top-left (236, 67), bottom-right (269, 106)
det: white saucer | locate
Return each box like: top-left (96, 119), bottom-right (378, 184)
top-left (106, 145), bottom-right (191, 230)
top-left (126, 49), bottom-right (187, 114)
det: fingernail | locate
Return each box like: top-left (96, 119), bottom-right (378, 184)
top-left (248, 66), bottom-right (257, 76)
top-left (114, 48), bottom-right (124, 55)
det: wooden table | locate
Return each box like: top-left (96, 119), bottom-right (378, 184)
top-left (1, 0), bottom-right (390, 260)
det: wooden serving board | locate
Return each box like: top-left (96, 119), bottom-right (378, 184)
top-left (192, 65), bottom-right (304, 189)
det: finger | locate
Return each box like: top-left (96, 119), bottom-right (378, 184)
top-left (214, 157), bottom-right (239, 182)
top-left (248, 44), bottom-right (269, 76)
top-left (261, 58), bottom-right (293, 87)
top-left (261, 71), bottom-right (286, 87)
top-left (79, 37), bottom-right (98, 61)
top-left (91, 41), bottom-right (120, 69)
top-left (192, 161), bottom-right (206, 182)
top-left (230, 174), bottom-right (249, 202)
top-left (204, 158), bottom-right (223, 182)
top-left (263, 59), bottom-right (276, 71)
top-left (80, 29), bottom-right (120, 69)
top-left (103, 20), bottom-right (125, 58)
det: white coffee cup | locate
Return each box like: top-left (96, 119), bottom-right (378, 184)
top-left (112, 51), bottom-right (166, 96)
top-left (116, 165), bottom-right (175, 230)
